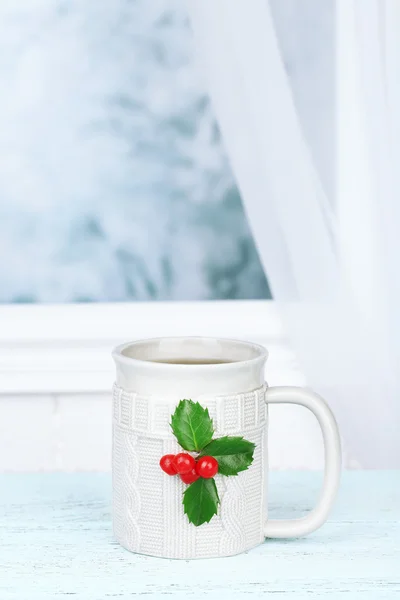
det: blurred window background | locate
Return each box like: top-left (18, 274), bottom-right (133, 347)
top-left (0, 0), bottom-right (271, 303)
top-left (0, 0), bottom-right (332, 304)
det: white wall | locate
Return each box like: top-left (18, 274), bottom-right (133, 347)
top-left (0, 391), bottom-right (331, 472)
top-left (0, 301), bottom-right (350, 471)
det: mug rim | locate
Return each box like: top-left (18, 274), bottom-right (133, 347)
top-left (112, 336), bottom-right (268, 369)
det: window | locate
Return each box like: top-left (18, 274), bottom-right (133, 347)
top-left (0, 1), bottom-right (270, 303)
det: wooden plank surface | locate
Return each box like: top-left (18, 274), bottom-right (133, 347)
top-left (0, 472), bottom-right (399, 599)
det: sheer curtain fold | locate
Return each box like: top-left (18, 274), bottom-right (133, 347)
top-left (190, 0), bottom-right (400, 467)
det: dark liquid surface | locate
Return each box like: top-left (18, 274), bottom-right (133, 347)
top-left (150, 358), bottom-right (235, 365)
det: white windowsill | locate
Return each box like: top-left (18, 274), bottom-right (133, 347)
top-left (0, 300), bottom-right (303, 394)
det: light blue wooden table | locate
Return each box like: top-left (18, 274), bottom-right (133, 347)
top-left (0, 472), bottom-right (399, 599)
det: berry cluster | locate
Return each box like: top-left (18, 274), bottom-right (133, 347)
top-left (160, 452), bottom-right (218, 484)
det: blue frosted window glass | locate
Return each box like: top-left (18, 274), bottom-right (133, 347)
top-left (0, 2), bottom-right (272, 303)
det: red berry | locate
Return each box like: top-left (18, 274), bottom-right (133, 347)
top-left (159, 454), bottom-right (177, 475)
top-left (173, 453), bottom-right (196, 475)
top-left (180, 468), bottom-right (200, 485)
top-left (196, 456), bottom-right (218, 478)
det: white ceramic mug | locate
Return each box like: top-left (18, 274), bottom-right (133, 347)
top-left (112, 336), bottom-right (341, 559)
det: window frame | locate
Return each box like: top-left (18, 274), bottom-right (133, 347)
top-left (0, 300), bottom-right (300, 394)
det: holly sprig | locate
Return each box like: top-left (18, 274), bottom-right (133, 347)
top-left (163, 399), bottom-right (255, 526)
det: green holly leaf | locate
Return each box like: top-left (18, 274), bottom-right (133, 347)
top-left (183, 477), bottom-right (220, 526)
top-left (200, 436), bottom-right (255, 476)
top-left (171, 399), bottom-right (214, 452)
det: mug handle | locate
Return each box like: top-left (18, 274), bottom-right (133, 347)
top-left (264, 386), bottom-right (341, 538)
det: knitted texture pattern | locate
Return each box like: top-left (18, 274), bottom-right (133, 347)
top-left (112, 383), bottom-right (267, 559)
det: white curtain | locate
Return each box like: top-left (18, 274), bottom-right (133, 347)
top-left (189, 0), bottom-right (400, 467)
